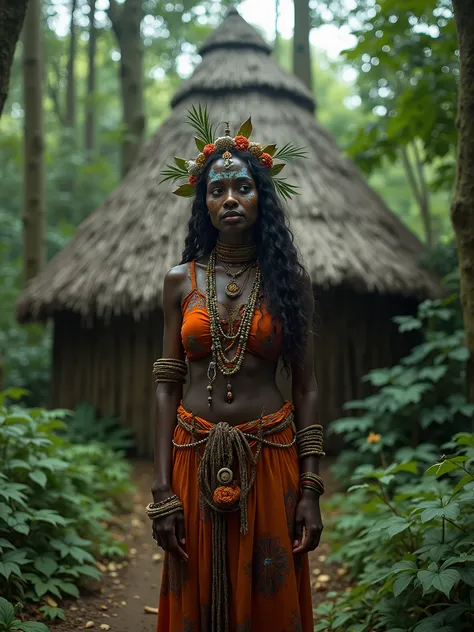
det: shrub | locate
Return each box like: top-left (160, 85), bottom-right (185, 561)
top-left (62, 402), bottom-right (135, 452)
top-left (316, 432), bottom-right (474, 632)
top-left (0, 597), bottom-right (49, 631)
top-left (330, 295), bottom-right (470, 483)
top-left (0, 389), bottom-right (134, 604)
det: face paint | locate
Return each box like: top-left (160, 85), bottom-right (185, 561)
top-left (208, 167), bottom-right (251, 183)
top-left (241, 190), bottom-right (256, 201)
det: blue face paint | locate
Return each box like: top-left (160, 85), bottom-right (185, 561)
top-left (208, 167), bottom-right (251, 183)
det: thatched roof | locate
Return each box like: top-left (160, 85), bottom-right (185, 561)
top-left (16, 9), bottom-right (440, 324)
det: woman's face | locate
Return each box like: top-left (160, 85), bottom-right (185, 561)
top-left (205, 156), bottom-right (259, 238)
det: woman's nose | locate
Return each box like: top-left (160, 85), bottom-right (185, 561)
top-left (223, 193), bottom-right (238, 209)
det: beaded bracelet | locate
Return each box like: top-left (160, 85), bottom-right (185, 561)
top-left (300, 472), bottom-right (325, 496)
top-left (146, 495), bottom-right (183, 520)
top-left (296, 424), bottom-right (325, 459)
top-left (153, 358), bottom-right (188, 384)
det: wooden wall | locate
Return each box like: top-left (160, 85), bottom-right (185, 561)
top-left (52, 288), bottom-right (418, 457)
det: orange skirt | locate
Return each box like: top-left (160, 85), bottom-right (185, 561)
top-left (157, 401), bottom-right (313, 632)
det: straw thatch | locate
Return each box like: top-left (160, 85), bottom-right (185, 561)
top-left (16, 9), bottom-right (439, 324)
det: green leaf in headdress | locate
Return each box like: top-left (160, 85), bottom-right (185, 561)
top-left (270, 163), bottom-right (285, 176)
top-left (195, 137), bottom-right (206, 152)
top-left (262, 144), bottom-right (277, 157)
top-left (274, 143), bottom-right (307, 162)
top-left (237, 117), bottom-right (253, 139)
top-left (174, 157), bottom-right (188, 170)
top-left (173, 184), bottom-right (196, 197)
top-left (187, 104), bottom-right (216, 146)
top-left (273, 178), bottom-right (300, 201)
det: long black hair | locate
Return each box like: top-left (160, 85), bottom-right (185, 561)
top-left (180, 150), bottom-right (308, 370)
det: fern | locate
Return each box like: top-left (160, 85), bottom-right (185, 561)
top-left (274, 143), bottom-right (307, 162)
top-left (274, 179), bottom-right (300, 200)
top-left (187, 104), bottom-right (216, 146)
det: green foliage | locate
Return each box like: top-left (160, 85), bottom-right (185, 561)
top-left (0, 597), bottom-right (50, 632)
top-left (0, 390), bottom-right (134, 603)
top-left (62, 402), bottom-right (135, 452)
top-left (330, 292), bottom-right (468, 482)
top-left (316, 433), bottom-right (474, 631)
top-left (337, 0), bottom-right (457, 191)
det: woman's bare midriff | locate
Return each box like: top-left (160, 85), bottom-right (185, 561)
top-left (182, 353), bottom-right (285, 425)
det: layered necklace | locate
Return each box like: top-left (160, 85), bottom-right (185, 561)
top-left (206, 244), bottom-right (260, 405)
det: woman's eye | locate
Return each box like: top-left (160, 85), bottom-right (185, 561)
top-left (211, 188), bottom-right (222, 196)
top-left (240, 185), bottom-right (251, 193)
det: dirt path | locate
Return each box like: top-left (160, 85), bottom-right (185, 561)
top-left (49, 459), bottom-right (346, 632)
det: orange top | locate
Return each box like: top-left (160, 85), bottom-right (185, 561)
top-left (181, 261), bottom-right (283, 363)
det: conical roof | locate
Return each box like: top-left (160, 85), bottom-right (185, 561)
top-left (16, 9), bottom-right (439, 323)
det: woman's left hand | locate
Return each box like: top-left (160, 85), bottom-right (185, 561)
top-left (292, 491), bottom-right (323, 554)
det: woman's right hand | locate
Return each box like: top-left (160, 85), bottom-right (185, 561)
top-left (151, 490), bottom-right (188, 562)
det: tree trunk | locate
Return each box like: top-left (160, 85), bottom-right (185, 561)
top-left (0, 0), bottom-right (30, 117)
top-left (108, 0), bottom-right (145, 178)
top-left (451, 0), bottom-right (474, 402)
top-left (65, 0), bottom-right (77, 128)
top-left (293, 0), bottom-right (312, 92)
top-left (274, 0), bottom-right (280, 58)
top-left (85, 0), bottom-right (97, 153)
top-left (400, 144), bottom-right (434, 247)
top-left (23, 0), bottom-right (45, 284)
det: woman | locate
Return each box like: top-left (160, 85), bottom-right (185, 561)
top-left (149, 111), bottom-right (325, 632)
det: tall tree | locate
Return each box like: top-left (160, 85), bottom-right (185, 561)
top-left (65, 0), bottom-right (78, 128)
top-left (274, 0), bottom-right (280, 58)
top-left (23, 0), bottom-right (45, 283)
top-left (0, 0), bottom-right (30, 117)
top-left (451, 0), bottom-right (474, 401)
top-left (293, 0), bottom-right (312, 91)
top-left (108, 0), bottom-right (145, 178)
top-left (85, 0), bottom-right (97, 153)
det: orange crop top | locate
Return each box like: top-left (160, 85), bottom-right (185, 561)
top-left (181, 261), bottom-right (283, 363)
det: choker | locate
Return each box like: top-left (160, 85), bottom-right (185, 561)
top-left (215, 241), bottom-right (257, 265)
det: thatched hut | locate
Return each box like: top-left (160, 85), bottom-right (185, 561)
top-left (17, 10), bottom-right (439, 456)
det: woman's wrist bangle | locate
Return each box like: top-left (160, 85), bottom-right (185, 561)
top-left (300, 472), bottom-right (325, 496)
top-left (146, 494), bottom-right (183, 520)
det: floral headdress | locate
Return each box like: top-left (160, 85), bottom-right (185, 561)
top-left (160, 105), bottom-right (307, 201)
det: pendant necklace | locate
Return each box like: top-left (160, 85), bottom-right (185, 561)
top-left (217, 259), bottom-right (256, 299)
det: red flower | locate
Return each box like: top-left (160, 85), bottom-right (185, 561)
top-left (213, 484), bottom-right (241, 507)
top-left (203, 143), bottom-right (216, 157)
top-left (260, 153), bottom-right (273, 168)
top-left (234, 135), bottom-right (250, 151)
top-left (188, 175), bottom-right (198, 186)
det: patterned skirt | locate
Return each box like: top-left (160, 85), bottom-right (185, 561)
top-left (156, 401), bottom-right (313, 632)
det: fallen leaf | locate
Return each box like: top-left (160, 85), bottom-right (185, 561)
top-left (130, 548), bottom-right (137, 556)
top-left (311, 568), bottom-right (321, 576)
top-left (44, 596), bottom-right (58, 608)
top-left (337, 567), bottom-right (347, 577)
top-left (100, 625), bottom-right (111, 630)
top-left (131, 518), bottom-right (142, 528)
top-left (109, 572), bottom-right (118, 578)
top-left (318, 554), bottom-right (327, 562)
top-left (70, 606), bottom-right (78, 612)
top-left (317, 574), bottom-right (330, 583)
top-left (144, 606), bottom-right (159, 615)
top-left (120, 601), bottom-right (127, 607)
top-left (84, 622), bottom-right (95, 629)
top-left (152, 553), bottom-right (162, 563)
top-left (97, 563), bottom-right (107, 573)
top-left (133, 595), bottom-right (140, 599)
top-left (100, 605), bottom-right (108, 611)
top-left (107, 563), bottom-right (117, 572)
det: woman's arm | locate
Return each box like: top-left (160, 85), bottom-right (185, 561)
top-left (151, 266), bottom-right (188, 560)
top-left (291, 270), bottom-right (324, 554)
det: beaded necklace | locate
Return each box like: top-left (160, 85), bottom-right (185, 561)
top-left (206, 248), bottom-right (261, 405)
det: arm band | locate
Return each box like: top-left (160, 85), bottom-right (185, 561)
top-left (153, 358), bottom-right (188, 384)
top-left (296, 424), bottom-right (325, 458)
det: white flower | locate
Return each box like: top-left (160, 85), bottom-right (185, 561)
top-left (186, 160), bottom-right (201, 176)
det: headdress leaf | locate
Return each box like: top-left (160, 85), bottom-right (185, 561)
top-left (274, 143), bottom-right (308, 162)
top-left (187, 104), bottom-right (215, 146)
top-left (237, 117), bottom-right (253, 139)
